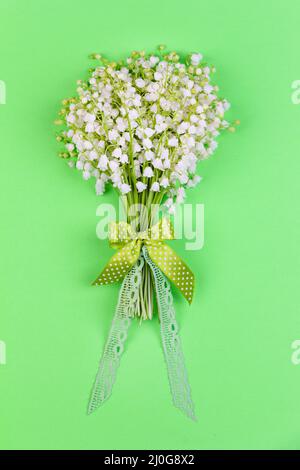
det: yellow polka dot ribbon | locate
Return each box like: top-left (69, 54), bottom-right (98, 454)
top-left (93, 218), bottom-right (195, 304)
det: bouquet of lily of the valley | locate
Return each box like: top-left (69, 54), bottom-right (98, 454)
top-left (55, 46), bottom-right (236, 419)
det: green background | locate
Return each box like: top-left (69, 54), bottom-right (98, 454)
top-left (0, 0), bottom-right (300, 450)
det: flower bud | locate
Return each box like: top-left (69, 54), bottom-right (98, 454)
top-left (59, 152), bottom-right (69, 159)
top-left (89, 53), bottom-right (102, 60)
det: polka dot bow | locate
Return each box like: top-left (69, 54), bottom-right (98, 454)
top-left (93, 218), bottom-right (195, 304)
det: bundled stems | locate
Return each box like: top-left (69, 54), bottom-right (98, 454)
top-left (122, 187), bottom-right (165, 320)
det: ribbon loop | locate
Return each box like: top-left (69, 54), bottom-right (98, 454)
top-left (93, 218), bottom-right (194, 303)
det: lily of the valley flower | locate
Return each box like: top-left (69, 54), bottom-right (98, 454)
top-left (57, 47), bottom-right (233, 211)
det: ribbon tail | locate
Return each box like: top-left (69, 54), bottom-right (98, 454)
top-left (146, 242), bottom-right (195, 304)
top-left (143, 246), bottom-right (196, 421)
top-left (88, 255), bottom-right (144, 414)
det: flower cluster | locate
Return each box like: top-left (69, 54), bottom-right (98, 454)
top-left (56, 47), bottom-right (235, 213)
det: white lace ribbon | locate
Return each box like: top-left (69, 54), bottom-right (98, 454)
top-left (88, 256), bottom-right (144, 414)
top-left (143, 246), bottom-right (196, 421)
top-left (88, 249), bottom-right (196, 420)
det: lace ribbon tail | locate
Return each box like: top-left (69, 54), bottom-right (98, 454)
top-left (143, 246), bottom-right (196, 421)
top-left (88, 256), bottom-right (144, 415)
